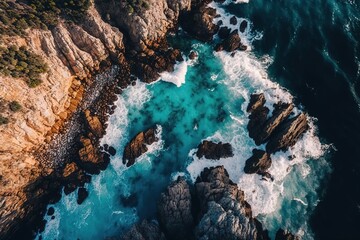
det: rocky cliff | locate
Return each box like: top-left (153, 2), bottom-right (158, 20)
top-left (0, 0), bottom-right (193, 238)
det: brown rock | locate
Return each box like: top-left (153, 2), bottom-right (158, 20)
top-left (244, 149), bottom-right (271, 174)
top-left (78, 136), bottom-right (109, 174)
top-left (247, 93), bottom-right (266, 113)
top-left (196, 140), bottom-right (233, 160)
top-left (266, 113), bottom-right (309, 153)
top-left (62, 162), bottom-right (79, 178)
top-left (123, 128), bottom-right (158, 167)
top-left (84, 109), bottom-right (104, 138)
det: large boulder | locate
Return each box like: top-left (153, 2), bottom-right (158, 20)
top-left (121, 220), bottom-right (166, 240)
top-left (84, 109), bottom-right (104, 138)
top-left (181, 1), bottom-right (219, 42)
top-left (194, 166), bottom-right (269, 240)
top-left (196, 140), bottom-right (234, 160)
top-left (123, 127), bottom-right (158, 167)
top-left (244, 149), bottom-right (271, 175)
top-left (158, 177), bottom-right (194, 240)
top-left (215, 30), bottom-right (247, 52)
top-left (78, 135), bottom-right (110, 174)
top-left (266, 113), bottom-right (309, 153)
top-left (247, 93), bottom-right (266, 114)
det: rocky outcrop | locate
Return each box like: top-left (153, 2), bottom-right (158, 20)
top-left (181, 0), bottom-right (219, 42)
top-left (196, 140), bottom-right (234, 160)
top-left (247, 93), bottom-right (295, 145)
top-left (158, 177), bottom-right (194, 240)
top-left (266, 113), bottom-right (309, 153)
top-left (275, 229), bottom-right (299, 240)
top-left (215, 30), bottom-right (247, 52)
top-left (123, 127), bottom-right (158, 167)
top-left (77, 187), bottom-right (89, 205)
top-left (121, 220), bottom-right (166, 240)
top-left (244, 149), bottom-right (271, 175)
top-left (84, 109), bottom-right (104, 138)
top-left (194, 166), bottom-right (269, 240)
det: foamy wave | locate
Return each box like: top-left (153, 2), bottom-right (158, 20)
top-left (160, 61), bottom-right (188, 87)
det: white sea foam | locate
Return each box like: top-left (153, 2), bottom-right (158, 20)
top-left (187, 3), bottom-right (328, 218)
top-left (160, 61), bottom-right (188, 87)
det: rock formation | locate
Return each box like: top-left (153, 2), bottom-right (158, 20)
top-left (123, 127), bottom-right (158, 167)
top-left (158, 177), bottom-right (194, 240)
top-left (266, 113), bottom-right (309, 153)
top-left (196, 140), bottom-right (234, 160)
top-left (244, 149), bottom-right (272, 175)
top-left (121, 220), bottom-right (166, 240)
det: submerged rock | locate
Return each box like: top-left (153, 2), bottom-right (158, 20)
top-left (244, 149), bottom-right (272, 175)
top-left (121, 220), bottom-right (166, 240)
top-left (158, 177), bottom-right (194, 240)
top-left (196, 140), bottom-right (234, 160)
top-left (266, 113), bottom-right (309, 153)
top-left (195, 166), bottom-right (269, 240)
top-left (275, 229), bottom-right (299, 240)
top-left (123, 127), bottom-right (158, 167)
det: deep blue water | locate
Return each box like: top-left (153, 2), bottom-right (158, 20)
top-left (37, 0), bottom-right (360, 239)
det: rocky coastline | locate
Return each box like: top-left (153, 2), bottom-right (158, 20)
top-left (0, 0), bottom-right (304, 239)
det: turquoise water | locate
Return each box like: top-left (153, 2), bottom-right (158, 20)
top-left (37, 2), bottom-right (333, 240)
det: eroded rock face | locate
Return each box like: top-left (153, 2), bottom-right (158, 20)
top-left (123, 127), bottom-right (158, 167)
top-left (244, 149), bottom-right (271, 175)
top-left (158, 177), bottom-right (194, 240)
top-left (196, 140), bottom-right (234, 160)
top-left (266, 113), bottom-right (309, 153)
top-left (121, 220), bottom-right (166, 240)
top-left (194, 166), bottom-right (269, 240)
top-left (84, 109), bottom-right (104, 138)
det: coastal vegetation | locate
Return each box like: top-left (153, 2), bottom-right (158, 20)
top-left (125, 0), bottom-right (150, 14)
top-left (9, 101), bottom-right (22, 112)
top-left (0, 0), bottom-right (91, 36)
top-left (0, 45), bottom-right (48, 87)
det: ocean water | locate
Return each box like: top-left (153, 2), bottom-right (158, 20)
top-left (37, 0), bottom-right (360, 239)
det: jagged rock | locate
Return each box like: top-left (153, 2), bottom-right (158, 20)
top-left (195, 166), bottom-right (269, 240)
top-left (244, 149), bottom-right (271, 175)
top-left (62, 162), bottom-right (79, 178)
top-left (248, 100), bottom-right (294, 145)
top-left (275, 229), bottom-right (299, 240)
top-left (158, 177), bottom-right (194, 240)
top-left (230, 16), bottom-right (238, 25)
top-left (218, 26), bottom-right (231, 39)
top-left (266, 113), bottom-right (309, 153)
top-left (123, 127), bottom-right (158, 167)
top-left (196, 140), bottom-right (234, 160)
top-left (240, 20), bottom-right (248, 33)
top-left (78, 136), bottom-right (109, 174)
top-left (247, 93), bottom-right (266, 114)
top-left (84, 110), bottom-right (104, 138)
top-left (181, 1), bottom-right (219, 42)
top-left (77, 187), bottom-right (89, 205)
top-left (216, 30), bottom-right (247, 52)
top-left (121, 220), bottom-right (166, 240)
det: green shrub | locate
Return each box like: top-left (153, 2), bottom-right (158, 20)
top-left (0, 115), bottom-right (9, 125)
top-left (0, 45), bottom-right (48, 87)
top-left (9, 101), bottom-right (22, 112)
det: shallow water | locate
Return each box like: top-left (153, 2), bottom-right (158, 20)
top-left (34, 1), bottom-right (353, 239)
